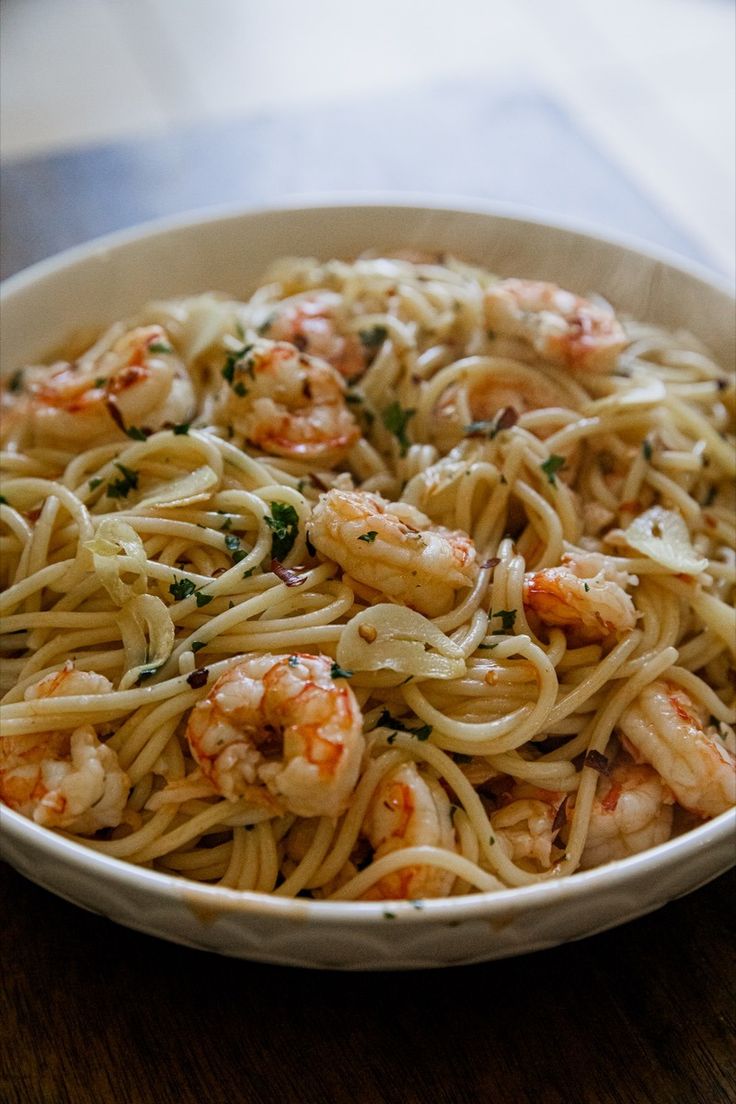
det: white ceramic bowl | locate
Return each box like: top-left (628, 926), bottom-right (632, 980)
top-left (2, 199), bottom-right (735, 970)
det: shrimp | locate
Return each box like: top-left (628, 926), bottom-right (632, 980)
top-left (0, 662), bottom-right (129, 834)
top-left (216, 339), bottom-right (360, 464)
top-left (257, 292), bottom-right (367, 379)
top-left (618, 680), bottom-right (736, 818)
top-left (491, 785), bottom-right (564, 869)
top-left (484, 278), bottom-right (627, 373)
top-left (308, 488), bottom-right (478, 617)
top-left (14, 325), bottom-right (195, 449)
top-left (185, 653), bottom-right (365, 818)
top-left (435, 366), bottom-right (569, 434)
top-left (579, 760), bottom-right (674, 869)
top-left (524, 551), bottom-right (637, 645)
top-left (361, 761), bottom-right (457, 899)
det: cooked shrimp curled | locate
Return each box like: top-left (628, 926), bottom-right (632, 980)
top-left (0, 663), bottom-right (129, 834)
top-left (215, 339), bottom-right (360, 464)
top-left (185, 653), bottom-right (365, 818)
top-left (308, 488), bottom-right (478, 618)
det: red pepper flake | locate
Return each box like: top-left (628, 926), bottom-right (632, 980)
top-left (552, 795), bottom-right (569, 833)
top-left (105, 396), bottom-right (126, 432)
top-left (584, 750), bottom-right (611, 775)
top-left (271, 559), bottom-right (307, 587)
top-left (703, 514), bottom-right (717, 530)
top-left (186, 668), bottom-right (209, 689)
top-left (495, 406), bottom-right (519, 432)
top-left (601, 782), bottom-right (622, 813)
top-left (309, 472), bottom-right (329, 492)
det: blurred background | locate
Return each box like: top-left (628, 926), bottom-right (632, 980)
top-left (1, 0), bottom-right (734, 279)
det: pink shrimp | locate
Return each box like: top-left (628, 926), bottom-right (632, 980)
top-left (485, 278), bottom-right (627, 373)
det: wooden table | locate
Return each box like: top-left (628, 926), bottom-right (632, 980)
top-left (1, 86), bottom-right (734, 1104)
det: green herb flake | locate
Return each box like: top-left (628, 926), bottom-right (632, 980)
top-left (383, 911), bottom-right (397, 920)
top-left (376, 709), bottom-right (432, 741)
top-left (265, 502), bottom-right (299, 562)
top-left (172, 423), bottom-right (190, 436)
top-left (359, 325), bottom-right (388, 350)
top-left (125, 426), bottom-right (149, 441)
top-left (242, 567), bottom-right (255, 578)
top-left (358, 531), bottom-right (378, 544)
top-left (488, 835), bottom-right (496, 846)
top-left (222, 344), bottom-right (254, 386)
top-left (88, 478), bottom-right (103, 491)
top-left (169, 577), bottom-right (197, 600)
top-left (642, 439), bottom-right (653, 461)
top-left (288, 655), bottom-right (300, 667)
top-left (540, 454), bottom-right (567, 485)
top-left (233, 381), bottom-right (248, 398)
top-left (491, 609), bottom-right (516, 634)
top-left (381, 401), bottom-right (415, 457)
top-left (0, 495), bottom-right (7, 505)
top-left (195, 591), bottom-right (214, 608)
top-left (191, 641), bottom-right (206, 653)
top-left (136, 664), bottom-right (161, 684)
top-left (583, 582), bottom-right (590, 593)
top-left (225, 533), bottom-right (248, 564)
top-left (8, 370), bottom-right (24, 393)
top-left (94, 377), bottom-right (107, 388)
top-left (477, 642), bottom-right (498, 651)
top-left (330, 662), bottom-right (353, 680)
top-left (148, 341), bottom-right (173, 355)
top-left (106, 463), bottom-right (139, 499)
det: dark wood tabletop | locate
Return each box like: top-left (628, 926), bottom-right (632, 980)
top-left (1, 84), bottom-right (734, 1104)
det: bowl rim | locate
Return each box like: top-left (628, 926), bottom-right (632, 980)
top-left (1, 195), bottom-right (734, 925)
top-left (2, 192), bottom-right (734, 301)
top-left (2, 801), bottom-right (734, 923)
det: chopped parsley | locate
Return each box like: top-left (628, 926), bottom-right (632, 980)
top-left (265, 502), bottom-right (299, 561)
top-left (136, 664), bottom-right (161, 684)
top-left (169, 577), bottom-right (196, 601)
top-left (148, 341), bottom-right (173, 355)
top-left (224, 533), bottom-right (247, 563)
top-left (381, 401), bottom-right (415, 457)
top-left (172, 422), bottom-right (190, 436)
top-left (191, 641), bottom-right (206, 653)
top-left (642, 439), bottom-right (653, 461)
top-left (540, 454), bottom-right (567, 485)
top-left (330, 662), bottom-right (353, 680)
top-left (222, 344), bottom-right (254, 386)
top-left (106, 463), bottom-right (139, 499)
top-left (358, 531), bottom-right (378, 543)
top-left (233, 381), bottom-right (248, 398)
top-left (8, 369), bottom-right (24, 393)
top-left (125, 426), bottom-right (149, 441)
top-left (491, 609), bottom-right (517, 634)
top-left (0, 495), bottom-right (7, 505)
top-left (359, 325), bottom-right (388, 350)
top-left (376, 709), bottom-right (432, 741)
top-left (88, 477), bottom-right (103, 491)
top-left (583, 582), bottom-right (590, 592)
top-left (195, 591), bottom-right (213, 608)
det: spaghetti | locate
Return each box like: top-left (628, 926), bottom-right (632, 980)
top-left (1, 253), bottom-right (734, 901)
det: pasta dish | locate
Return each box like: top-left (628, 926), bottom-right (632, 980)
top-left (1, 252), bottom-right (734, 902)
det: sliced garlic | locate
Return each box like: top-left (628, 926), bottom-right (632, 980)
top-left (624, 506), bottom-right (708, 574)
